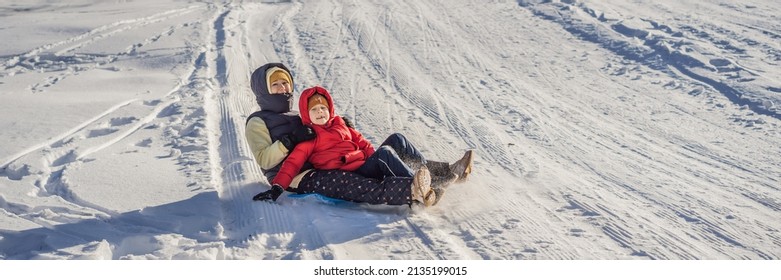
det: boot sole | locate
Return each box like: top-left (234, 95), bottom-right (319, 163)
top-left (413, 167), bottom-right (437, 206)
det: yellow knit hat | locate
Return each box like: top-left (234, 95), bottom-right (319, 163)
top-left (269, 70), bottom-right (291, 85)
top-left (266, 67), bottom-right (292, 92)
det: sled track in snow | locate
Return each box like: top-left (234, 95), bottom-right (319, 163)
top-left (206, 3), bottom-right (342, 258)
top-left (2, 6), bottom-right (203, 93)
top-left (520, 1), bottom-right (781, 121)
top-left (3, 0), bottom-right (780, 260)
top-left (0, 5), bottom-right (213, 242)
top-left (196, 0), bottom-right (781, 259)
top-left (207, 4), bottom-right (273, 244)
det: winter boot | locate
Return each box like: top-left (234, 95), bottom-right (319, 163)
top-left (450, 150), bottom-right (474, 183)
top-left (427, 173), bottom-right (456, 206)
top-left (401, 159), bottom-right (423, 172)
top-left (411, 166), bottom-right (436, 206)
top-left (431, 171), bottom-right (458, 189)
top-left (425, 160), bottom-right (451, 177)
top-left (431, 187), bottom-right (446, 206)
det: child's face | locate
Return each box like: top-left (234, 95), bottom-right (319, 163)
top-left (269, 79), bottom-right (291, 94)
top-left (309, 104), bottom-right (330, 125)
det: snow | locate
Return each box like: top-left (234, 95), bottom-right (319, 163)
top-left (1, 0), bottom-right (780, 276)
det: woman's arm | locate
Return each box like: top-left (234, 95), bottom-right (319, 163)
top-left (245, 117), bottom-right (289, 169)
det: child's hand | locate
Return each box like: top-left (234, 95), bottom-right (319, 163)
top-left (252, 184), bottom-right (284, 201)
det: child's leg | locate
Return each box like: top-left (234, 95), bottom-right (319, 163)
top-left (357, 146), bottom-right (414, 179)
top-left (378, 133), bottom-right (426, 167)
top-left (295, 170), bottom-right (413, 205)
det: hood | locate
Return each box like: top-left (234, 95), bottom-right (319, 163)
top-left (250, 63), bottom-right (294, 113)
top-left (299, 86), bottom-right (335, 126)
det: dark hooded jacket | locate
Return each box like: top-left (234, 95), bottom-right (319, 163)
top-left (246, 63), bottom-right (311, 182)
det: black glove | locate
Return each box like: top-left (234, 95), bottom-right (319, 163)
top-left (343, 117), bottom-right (354, 128)
top-left (280, 126), bottom-right (316, 150)
top-left (252, 184), bottom-right (285, 201)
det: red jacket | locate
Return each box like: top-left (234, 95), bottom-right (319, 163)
top-left (271, 86), bottom-right (375, 189)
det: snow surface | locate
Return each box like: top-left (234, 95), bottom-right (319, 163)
top-left (1, 0), bottom-right (781, 264)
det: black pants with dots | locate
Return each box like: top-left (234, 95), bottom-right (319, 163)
top-left (293, 169), bottom-right (412, 206)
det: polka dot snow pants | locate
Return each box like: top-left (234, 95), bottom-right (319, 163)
top-left (293, 169), bottom-right (413, 206)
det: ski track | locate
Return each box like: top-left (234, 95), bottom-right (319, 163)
top-left (210, 1), bottom-right (344, 259)
top-left (2, 6), bottom-right (203, 93)
top-left (244, 0), bottom-right (780, 259)
top-left (1, 84), bottom-right (185, 219)
top-left (208, 2), bottom-right (270, 245)
top-left (0, 4), bottom-right (218, 247)
top-left (516, 1), bottom-right (780, 259)
top-left (523, 0), bottom-right (781, 120)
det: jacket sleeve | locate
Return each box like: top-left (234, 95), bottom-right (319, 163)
top-left (271, 141), bottom-right (313, 189)
top-left (245, 117), bottom-right (289, 169)
top-left (349, 127), bottom-right (375, 158)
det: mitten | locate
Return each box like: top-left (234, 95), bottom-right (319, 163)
top-left (280, 126), bottom-right (316, 150)
top-left (252, 184), bottom-right (285, 201)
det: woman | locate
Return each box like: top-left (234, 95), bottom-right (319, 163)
top-left (245, 63), bottom-right (473, 206)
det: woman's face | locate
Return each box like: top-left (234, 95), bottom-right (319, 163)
top-left (308, 104), bottom-right (330, 125)
top-left (269, 79), bottom-right (291, 94)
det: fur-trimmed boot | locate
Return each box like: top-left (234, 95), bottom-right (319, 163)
top-left (411, 166), bottom-right (437, 206)
top-left (426, 160), bottom-right (458, 190)
top-left (425, 160), bottom-right (451, 177)
top-left (449, 150), bottom-right (474, 183)
top-left (428, 172), bottom-right (457, 206)
top-left (431, 187), bottom-right (446, 206)
top-left (431, 171), bottom-right (458, 189)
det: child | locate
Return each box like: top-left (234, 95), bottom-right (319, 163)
top-left (270, 86), bottom-right (439, 206)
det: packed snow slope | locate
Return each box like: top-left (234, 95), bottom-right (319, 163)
top-left (1, 0), bottom-right (780, 259)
